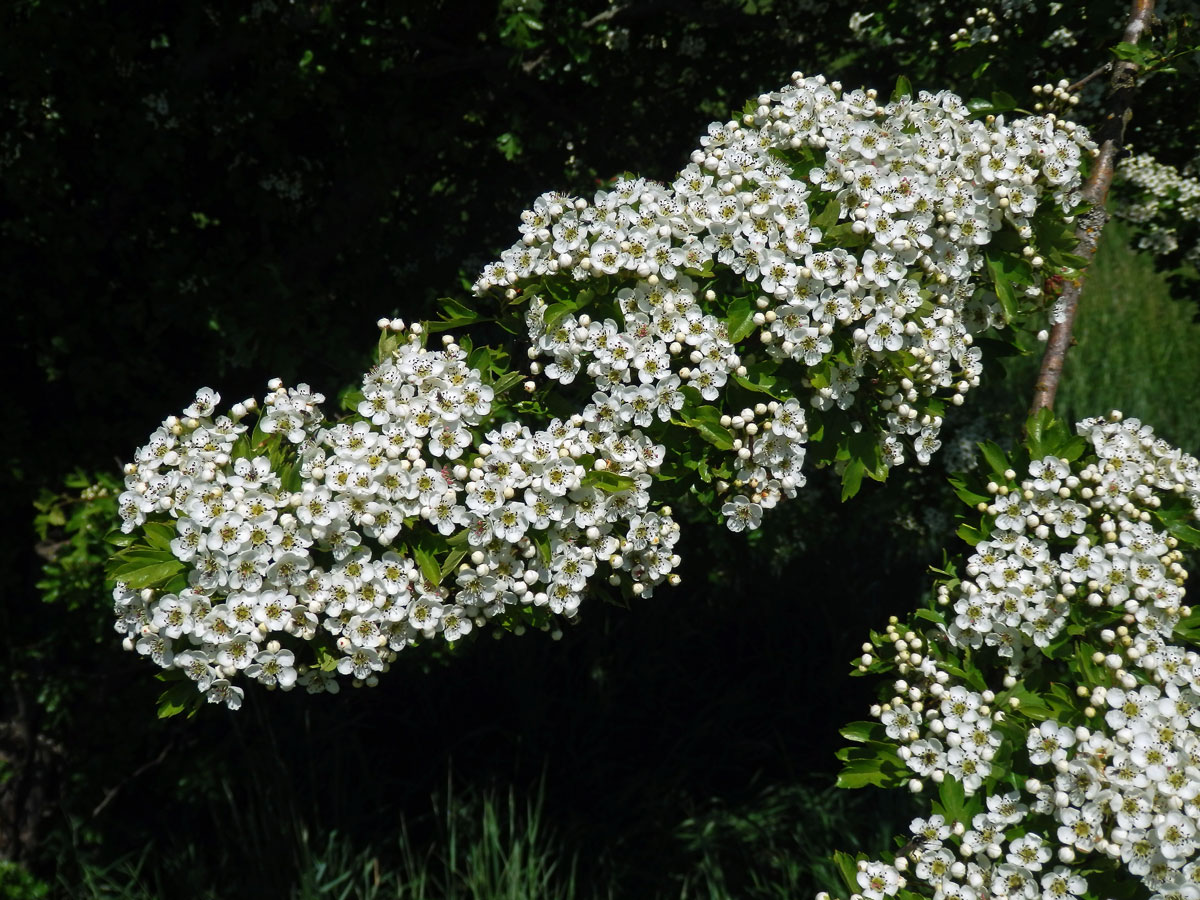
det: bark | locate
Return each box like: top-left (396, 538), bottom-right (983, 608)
top-left (1028, 0), bottom-right (1157, 416)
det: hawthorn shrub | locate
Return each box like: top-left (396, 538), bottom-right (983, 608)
top-left (108, 74), bottom-right (1092, 710)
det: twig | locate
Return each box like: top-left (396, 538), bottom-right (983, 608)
top-left (521, 51), bottom-right (549, 74)
top-left (91, 741), bottom-right (173, 818)
top-left (1028, 0), bottom-right (1156, 417)
top-left (582, 5), bottom-right (626, 28)
top-left (1068, 62), bottom-right (1112, 93)
top-left (34, 539), bottom-right (68, 562)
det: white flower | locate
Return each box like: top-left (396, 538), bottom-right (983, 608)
top-left (206, 679), bottom-right (244, 710)
top-left (176, 650), bottom-right (218, 691)
top-left (337, 647), bottom-right (381, 679)
top-left (1007, 832), bottom-right (1051, 872)
top-left (246, 649), bottom-right (297, 689)
top-left (183, 387), bottom-right (220, 419)
top-left (150, 594), bottom-right (195, 639)
top-left (1027, 720), bottom-right (1076, 766)
top-left (721, 495), bottom-right (762, 533)
top-left (1040, 867), bottom-right (1086, 900)
top-left (858, 862), bottom-right (901, 900)
top-left (135, 633), bottom-right (173, 667)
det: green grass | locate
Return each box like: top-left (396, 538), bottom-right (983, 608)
top-left (1047, 221), bottom-right (1200, 450)
top-left (290, 782), bottom-right (584, 900)
top-left (47, 782), bottom-right (588, 900)
top-left (668, 780), bottom-right (908, 900)
top-left (43, 775), bottom-right (904, 900)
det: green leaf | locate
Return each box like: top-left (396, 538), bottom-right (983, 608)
top-left (1051, 251), bottom-right (1091, 271)
top-left (1111, 41), bottom-right (1155, 66)
top-left (977, 441), bottom-right (1009, 478)
top-left (989, 90), bottom-right (1017, 112)
top-left (1072, 642), bottom-right (1107, 684)
top-left (495, 131), bottom-right (522, 161)
top-left (839, 427), bottom-right (887, 501)
top-left (813, 198), bottom-right (841, 231)
top-left (413, 546), bottom-right (441, 588)
top-left (583, 469), bottom-right (637, 493)
top-left (105, 527), bottom-right (137, 548)
top-left (1156, 500), bottom-right (1200, 547)
top-left (914, 608), bottom-right (946, 627)
top-left (1039, 629), bottom-right (1074, 660)
top-left (1058, 435), bottom-right (1087, 463)
top-left (891, 75), bottom-right (913, 101)
top-left (156, 680), bottom-right (197, 719)
top-left (377, 330), bottom-right (402, 363)
top-left (542, 303), bottom-right (576, 332)
top-left (1047, 682), bottom-right (1083, 721)
top-left (841, 458), bottom-right (866, 501)
top-left (682, 406), bottom-right (734, 451)
top-left (440, 548), bottom-right (467, 580)
top-left (731, 374), bottom-right (777, 398)
top-left (538, 286), bottom-right (595, 332)
top-left (835, 742), bottom-right (907, 789)
top-left (424, 296), bottom-right (489, 334)
top-left (112, 545), bottom-right (176, 564)
top-left (278, 461), bottom-right (303, 494)
top-left (933, 775), bottom-right (979, 823)
top-left (468, 344), bottom-right (491, 375)
top-left (948, 474), bottom-right (989, 507)
top-left (250, 412), bottom-right (271, 452)
top-left (967, 91), bottom-right (1018, 117)
top-left (733, 357), bottom-right (783, 398)
top-left (115, 559), bottom-right (185, 591)
top-left (142, 522), bottom-right (175, 551)
top-left (162, 573), bottom-right (189, 595)
top-left (424, 317), bottom-right (488, 335)
top-left (438, 296), bottom-right (481, 322)
top-left (957, 522), bottom-right (987, 546)
top-left (314, 644), bottom-right (340, 673)
top-left (833, 851), bottom-right (862, 894)
top-left (985, 253), bottom-right (1019, 323)
top-left (1002, 683), bottom-right (1055, 722)
top-left (340, 389), bottom-right (366, 414)
top-left (532, 530), bottom-right (552, 568)
top-left (840, 721), bottom-right (885, 743)
top-left (1024, 406), bottom-right (1062, 460)
top-left (850, 429), bottom-right (887, 479)
top-left (725, 296), bottom-right (757, 343)
top-left (835, 761), bottom-right (890, 789)
top-left (490, 370), bottom-right (526, 397)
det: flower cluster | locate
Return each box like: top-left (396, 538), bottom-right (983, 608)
top-left (919, 1), bottom-right (1038, 53)
top-left (113, 332), bottom-right (680, 709)
top-left (1114, 153), bottom-right (1200, 264)
top-left (832, 412), bottom-right (1200, 900)
top-left (943, 6), bottom-right (1009, 49)
top-left (112, 73), bottom-right (1092, 711)
top-left (477, 72), bottom-right (1091, 529)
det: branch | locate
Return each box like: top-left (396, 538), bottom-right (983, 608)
top-left (1029, 0), bottom-right (1156, 417)
top-left (90, 740), bottom-right (174, 818)
top-left (582, 5), bottom-right (626, 28)
top-left (1067, 62), bottom-right (1112, 94)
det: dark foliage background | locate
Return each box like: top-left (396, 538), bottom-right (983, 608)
top-left (3, 1), bottom-right (1197, 897)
